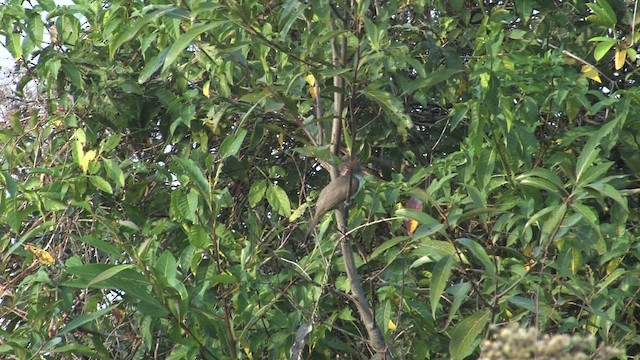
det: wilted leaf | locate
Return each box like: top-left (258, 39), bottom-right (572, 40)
top-left (614, 46), bottom-right (626, 70)
top-left (24, 244), bottom-right (55, 265)
top-left (581, 65), bottom-right (601, 83)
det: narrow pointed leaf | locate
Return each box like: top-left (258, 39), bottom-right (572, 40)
top-left (431, 255), bottom-right (454, 318)
top-left (449, 310), bottom-right (490, 360)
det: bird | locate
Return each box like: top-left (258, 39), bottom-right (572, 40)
top-left (303, 157), bottom-right (363, 242)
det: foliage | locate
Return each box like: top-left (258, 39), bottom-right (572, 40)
top-left (1, 0), bottom-right (640, 359)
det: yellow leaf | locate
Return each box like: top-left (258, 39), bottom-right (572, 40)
top-left (581, 65), bottom-right (601, 83)
top-left (523, 259), bottom-right (535, 272)
top-left (606, 257), bottom-right (620, 275)
top-left (24, 244), bottom-right (55, 265)
top-left (571, 246), bottom-right (581, 274)
top-left (84, 149), bottom-right (96, 162)
top-left (408, 219), bottom-right (418, 234)
top-left (304, 74), bottom-right (316, 86)
top-left (479, 72), bottom-right (490, 89)
top-left (388, 319), bottom-right (397, 330)
top-left (278, 132), bottom-right (284, 148)
top-left (614, 47), bottom-right (626, 70)
top-left (456, 77), bottom-right (467, 95)
top-left (52, 116), bottom-right (63, 127)
top-left (203, 80), bottom-right (210, 98)
top-left (81, 150), bottom-right (97, 173)
top-left (305, 74), bottom-right (317, 100)
top-left (309, 85), bottom-right (317, 100)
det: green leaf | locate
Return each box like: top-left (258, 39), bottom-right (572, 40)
top-left (209, 274), bottom-right (238, 286)
top-left (524, 205), bottom-right (555, 231)
top-left (508, 29), bottom-right (527, 40)
top-left (593, 37), bottom-right (616, 61)
top-left (171, 190), bottom-right (197, 222)
top-left (575, 120), bottom-right (615, 183)
top-left (266, 184), bottom-right (291, 217)
top-left (219, 128), bottom-right (247, 159)
top-left (394, 208), bottom-right (439, 226)
top-left (60, 304), bottom-right (119, 335)
top-left (278, 0), bottom-right (306, 40)
top-left (463, 184), bottom-right (487, 210)
top-left (400, 68), bottom-right (463, 95)
top-left (586, 183), bottom-right (627, 211)
top-left (185, 224), bottom-right (210, 249)
top-left (62, 61), bottom-right (84, 90)
top-left (26, 11), bottom-right (44, 44)
top-left (156, 251), bottom-right (178, 284)
top-left (514, 0), bottom-right (534, 20)
top-left (431, 255), bottom-right (454, 319)
top-left (596, 268), bottom-right (626, 295)
top-left (174, 156), bottom-right (211, 203)
top-left (289, 202), bottom-right (308, 222)
top-left (369, 236), bottom-right (409, 261)
top-left (87, 265), bottom-right (135, 287)
top-left (516, 168), bottom-right (565, 194)
top-left (1, 171), bottom-right (18, 197)
top-left (99, 134), bottom-right (122, 153)
top-left (457, 238), bottom-right (495, 276)
top-left (361, 86), bottom-right (413, 128)
top-left (65, 265), bottom-right (166, 316)
top-left (238, 90), bottom-right (270, 103)
top-left (139, 48), bottom-right (169, 84)
top-left (413, 222), bottom-right (446, 239)
top-left (79, 234), bottom-right (121, 256)
top-left (119, 220), bottom-right (140, 231)
top-left (586, 0), bottom-right (617, 28)
top-left (110, 6), bottom-right (183, 59)
top-left (161, 23), bottom-right (219, 74)
top-left (72, 141), bottom-right (84, 170)
top-left (577, 161), bottom-right (612, 187)
top-left (447, 282), bottom-right (472, 326)
top-left (475, 148), bottom-right (496, 189)
top-left (571, 203), bottom-right (600, 231)
top-left (540, 203), bottom-right (567, 246)
top-left (103, 158), bottom-right (125, 187)
top-left (508, 296), bottom-right (561, 320)
top-left (41, 337), bottom-right (62, 352)
top-left (6, 32), bottom-right (22, 60)
top-left (395, 208), bottom-right (445, 237)
top-left (88, 176), bottom-right (113, 194)
top-left (81, 150), bottom-right (96, 174)
top-left (413, 239), bottom-right (457, 262)
top-left (248, 179), bottom-right (267, 207)
top-left (449, 310), bottom-right (490, 360)
top-left (517, 176), bottom-right (563, 195)
top-left (42, 198), bottom-right (67, 211)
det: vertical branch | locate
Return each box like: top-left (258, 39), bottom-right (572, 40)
top-left (314, 80), bottom-right (324, 146)
top-left (329, 16), bottom-right (345, 179)
top-left (329, 1), bottom-right (394, 358)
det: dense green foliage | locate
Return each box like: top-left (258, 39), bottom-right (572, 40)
top-left (1, 0), bottom-right (640, 358)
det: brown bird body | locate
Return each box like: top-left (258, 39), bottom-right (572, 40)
top-left (303, 162), bottom-right (362, 242)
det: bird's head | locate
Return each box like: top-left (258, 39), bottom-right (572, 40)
top-left (339, 156), bottom-right (361, 176)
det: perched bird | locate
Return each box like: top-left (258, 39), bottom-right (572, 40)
top-left (303, 158), bottom-right (363, 242)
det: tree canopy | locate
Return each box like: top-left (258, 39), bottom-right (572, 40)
top-left (1, 0), bottom-right (639, 359)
